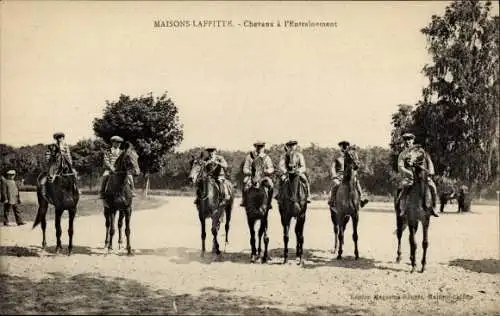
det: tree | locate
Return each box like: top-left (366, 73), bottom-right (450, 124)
top-left (418, 0), bottom-right (499, 189)
top-left (71, 138), bottom-right (107, 190)
top-left (93, 92), bottom-right (184, 196)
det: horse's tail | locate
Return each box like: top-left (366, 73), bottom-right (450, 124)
top-left (33, 189), bottom-right (48, 229)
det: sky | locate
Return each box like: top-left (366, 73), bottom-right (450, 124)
top-left (0, 1), bottom-right (463, 151)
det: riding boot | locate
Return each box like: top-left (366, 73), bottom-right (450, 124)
top-left (240, 190), bottom-right (246, 207)
top-left (99, 177), bottom-right (107, 199)
top-left (396, 188), bottom-right (404, 216)
top-left (329, 185), bottom-right (339, 208)
top-left (428, 186), bottom-right (439, 217)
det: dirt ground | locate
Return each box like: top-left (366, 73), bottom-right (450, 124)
top-left (0, 196), bottom-right (499, 315)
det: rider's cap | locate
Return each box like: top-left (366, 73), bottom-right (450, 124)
top-left (286, 140), bottom-right (298, 146)
top-left (338, 141), bottom-right (350, 147)
top-left (402, 133), bottom-right (415, 140)
top-left (206, 147), bottom-right (216, 152)
top-left (253, 141), bottom-right (265, 147)
top-left (53, 132), bottom-right (65, 140)
top-left (6, 170), bottom-right (16, 175)
top-left (110, 136), bottom-right (124, 142)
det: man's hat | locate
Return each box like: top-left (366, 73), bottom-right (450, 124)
top-left (338, 141), bottom-right (350, 147)
top-left (286, 140), bottom-right (298, 146)
top-left (53, 132), bottom-right (65, 140)
top-left (110, 136), bottom-right (124, 143)
top-left (253, 141), bottom-right (265, 147)
top-left (402, 133), bottom-right (415, 140)
top-left (206, 147), bottom-right (216, 152)
top-left (6, 170), bottom-right (16, 175)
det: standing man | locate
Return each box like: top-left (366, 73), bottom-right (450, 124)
top-left (241, 141), bottom-right (275, 209)
top-left (1, 170), bottom-right (24, 226)
top-left (278, 140), bottom-right (311, 203)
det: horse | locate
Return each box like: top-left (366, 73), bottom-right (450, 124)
top-left (188, 155), bottom-right (233, 258)
top-left (330, 146), bottom-right (361, 260)
top-left (277, 150), bottom-right (308, 265)
top-left (103, 142), bottom-right (140, 255)
top-left (33, 156), bottom-right (80, 255)
top-left (244, 155), bottom-right (273, 263)
top-left (395, 146), bottom-right (432, 273)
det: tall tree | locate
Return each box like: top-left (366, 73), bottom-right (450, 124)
top-left (93, 92), bottom-right (184, 196)
top-left (71, 138), bottom-right (107, 190)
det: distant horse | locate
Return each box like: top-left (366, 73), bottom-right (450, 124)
top-left (33, 156), bottom-right (80, 255)
top-left (330, 146), bottom-right (361, 260)
top-left (103, 142), bottom-right (140, 255)
top-left (244, 155), bottom-right (273, 263)
top-left (395, 146), bottom-right (432, 273)
top-left (277, 150), bottom-right (308, 265)
top-left (188, 155), bottom-right (233, 258)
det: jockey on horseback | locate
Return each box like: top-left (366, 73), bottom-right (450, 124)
top-left (40, 132), bottom-right (77, 197)
top-left (194, 147), bottom-right (231, 205)
top-left (240, 141), bottom-right (275, 209)
top-left (328, 141), bottom-right (369, 208)
top-left (278, 140), bottom-right (311, 203)
top-left (395, 133), bottom-right (439, 217)
top-left (99, 136), bottom-right (136, 198)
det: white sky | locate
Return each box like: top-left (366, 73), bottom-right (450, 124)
top-left (1, 1), bottom-right (480, 151)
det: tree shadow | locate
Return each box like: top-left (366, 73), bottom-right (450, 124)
top-left (0, 272), bottom-right (368, 315)
top-left (448, 258), bottom-right (500, 274)
top-left (0, 246), bottom-right (40, 257)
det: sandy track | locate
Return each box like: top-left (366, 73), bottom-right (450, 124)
top-left (1, 197), bottom-right (499, 315)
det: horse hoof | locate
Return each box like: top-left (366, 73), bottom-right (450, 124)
top-left (336, 255), bottom-right (342, 260)
top-left (283, 258), bottom-right (288, 264)
top-left (250, 255), bottom-right (256, 263)
top-left (410, 267), bottom-right (416, 273)
top-left (296, 258), bottom-right (302, 265)
top-left (420, 267), bottom-right (425, 273)
top-left (200, 252), bottom-right (205, 258)
top-left (261, 256), bottom-right (268, 264)
top-left (396, 257), bottom-right (401, 263)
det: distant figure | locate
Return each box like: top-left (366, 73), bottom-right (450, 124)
top-left (1, 170), bottom-right (25, 226)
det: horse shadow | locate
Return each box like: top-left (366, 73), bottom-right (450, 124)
top-left (447, 258), bottom-right (500, 274)
top-left (0, 245), bottom-right (40, 257)
top-left (0, 272), bottom-right (369, 315)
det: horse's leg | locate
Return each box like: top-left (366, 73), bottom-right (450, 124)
top-left (224, 203), bottom-right (232, 245)
top-left (125, 207), bottom-right (132, 255)
top-left (118, 211), bottom-right (124, 250)
top-left (409, 222), bottom-right (417, 273)
top-left (211, 212), bottom-right (222, 256)
top-left (262, 214), bottom-right (270, 264)
top-left (439, 195), bottom-right (446, 213)
top-left (396, 215), bottom-right (405, 263)
top-left (420, 218), bottom-right (429, 273)
top-left (249, 217), bottom-right (257, 263)
top-left (55, 208), bottom-right (63, 254)
top-left (38, 202), bottom-right (48, 250)
top-left (200, 214), bottom-right (206, 257)
top-left (104, 207), bottom-right (110, 248)
top-left (295, 212), bottom-right (306, 265)
top-left (108, 210), bottom-right (116, 252)
top-left (330, 208), bottom-right (339, 254)
top-left (352, 212), bottom-right (359, 260)
top-left (282, 216), bottom-right (291, 264)
top-left (68, 208), bottom-right (76, 256)
top-left (337, 215), bottom-right (345, 260)
top-left (257, 218), bottom-right (266, 259)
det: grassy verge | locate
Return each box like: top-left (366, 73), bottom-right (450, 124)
top-left (3, 192), bottom-right (164, 223)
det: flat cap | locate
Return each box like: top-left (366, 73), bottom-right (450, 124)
top-left (338, 141), bottom-right (350, 147)
top-left (6, 170), bottom-right (16, 175)
top-left (110, 136), bottom-right (124, 142)
top-left (285, 140), bottom-right (298, 146)
top-left (53, 132), bottom-right (65, 140)
top-left (253, 141), bottom-right (265, 147)
top-left (402, 133), bottom-right (415, 140)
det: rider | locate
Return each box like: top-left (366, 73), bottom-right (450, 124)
top-left (194, 147), bottom-right (231, 205)
top-left (240, 141), bottom-right (275, 209)
top-left (395, 133), bottom-right (439, 217)
top-left (328, 141), bottom-right (369, 208)
top-left (278, 140), bottom-right (311, 203)
top-left (99, 135), bottom-right (136, 198)
top-left (40, 132), bottom-right (76, 197)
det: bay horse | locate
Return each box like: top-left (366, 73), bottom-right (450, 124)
top-left (103, 142), bottom-right (140, 255)
top-left (277, 150), bottom-right (308, 265)
top-left (395, 146), bottom-right (432, 273)
top-left (188, 154), bottom-right (233, 258)
top-left (330, 146), bottom-right (361, 260)
top-left (33, 156), bottom-right (80, 255)
top-left (244, 155), bottom-right (273, 263)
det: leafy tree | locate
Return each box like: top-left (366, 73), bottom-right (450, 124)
top-left (71, 138), bottom-right (107, 190)
top-left (93, 92), bottom-right (184, 196)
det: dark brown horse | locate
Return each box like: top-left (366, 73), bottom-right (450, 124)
top-left (103, 142), bottom-right (140, 255)
top-left (33, 158), bottom-right (80, 255)
top-left (330, 146), bottom-right (361, 260)
top-left (277, 150), bottom-right (308, 265)
top-left (395, 146), bottom-right (432, 273)
top-left (244, 155), bottom-right (273, 263)
top-left (188, 155), bottom-right (233, 258)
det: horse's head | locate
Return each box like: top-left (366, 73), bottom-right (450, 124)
top-left (344, 146), bottom-right (360, 173)
top-left (116, 142), bottom-right (140, 176)
top-left (285, 150), bottom-right (300, 174)
top-left (251, 156), bottom-right (265, 188)
top-left (188, 154), bottom-right (206, 185)
top-left (407, 146), bottom-right (427, 181)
